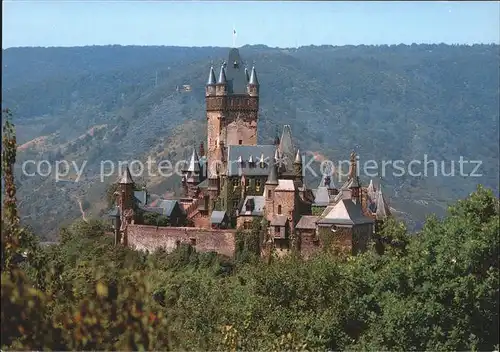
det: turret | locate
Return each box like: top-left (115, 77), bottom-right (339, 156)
top-left (182, 148), bottom-right (202, 198)
top-left (294, 149), bottom-right (303, 186)
top-left (247, 66), bottom-right (259, 97)
top-left (206, 66), bottom-right (216, 97)
top-left (119, 166), bottom-right (135, 212)
top-left (216, 64), bottom-right (227, 96)
top-left (265, 158), bottom-right (279, 220)
top-left (348, 151), bottom-right (361, 202)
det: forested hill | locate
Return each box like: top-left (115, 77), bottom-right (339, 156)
top-left (2, 44), bottom-right (499, 239)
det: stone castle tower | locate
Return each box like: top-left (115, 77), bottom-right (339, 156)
top-left (205, 48), bottom-right (260, 176)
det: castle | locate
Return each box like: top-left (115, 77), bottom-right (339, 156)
top-left (109, 47), bottom-right (391, 258)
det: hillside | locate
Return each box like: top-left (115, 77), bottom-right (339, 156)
top-left (2, 44), bottom-right (499, 240)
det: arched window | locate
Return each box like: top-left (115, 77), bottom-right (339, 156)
top-left (278, 205), bottom-right (282, 214)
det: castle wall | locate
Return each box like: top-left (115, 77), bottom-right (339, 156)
top-left (127, 225), bottom-right (236, 257)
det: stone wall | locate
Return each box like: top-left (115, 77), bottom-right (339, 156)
top-left (297, 229), bottom-right (321, 258)
top-left (126, 225), bottom-right (236, 257)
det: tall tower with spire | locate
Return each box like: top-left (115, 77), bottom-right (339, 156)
top-left (205, 48), bottom-right (260, 175)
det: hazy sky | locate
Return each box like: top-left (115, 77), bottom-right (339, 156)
top-left (2, 1), bottom-right (499, 49)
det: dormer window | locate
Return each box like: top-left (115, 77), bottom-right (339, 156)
top-left (255, 179), bottom-right (262, 192)
top-left (259, 153), bottom-right (266, 168)
top-left (233, 60), bottom-right (238, 68)
top-left (245, 198), bottom-right (255, 212)
top-left (248, 155), bottom-right (255, 168)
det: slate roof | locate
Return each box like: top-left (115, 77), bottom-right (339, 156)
top-left (277, 125), bottom-right (296, 173)
top-left (147, 200), bottom-right (180, 217)
top-left (266, 157), bottom-right (278, 184)
top-left (207, 66), bottom-right (216, 85)
top-left (197, 179), bottom-right (209, 189)
top-left (275, 179), bottom-right (296, 191)
top-left (225, 48), bottom-right (249, 94)
top-left (317, 199), bottom-right (374, 226)
top-left (211, 210), bottom-right (227, 224)
top-left (239, 196), bottom-right (265, 216)
top-left (313, 186), bottom-right (330, 206)
top-left (134, 190), bottom-right (149, 206)
top-left (296, 215), bottom-right (319, 229)
top-left (227, 145), bottom-right (276, 176)
top-left (217, 64), bottom-right (227, 84)
top-left (119, 167), bottom-right (134, 184)
top-left (249, 66), bottom-right (259, 85)
top-left (270, 215), bottom-right (288, 226)
top-left (375, 186), bottom-right (391, 220)
top-left (186, 148), bottom-right (200, 172)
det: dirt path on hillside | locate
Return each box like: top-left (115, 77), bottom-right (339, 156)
top-left (76, 198), bottom-right (88, 222)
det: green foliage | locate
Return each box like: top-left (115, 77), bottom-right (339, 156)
top-left (142, 212), bottom-right (169, 226)
top-left (311, 205), bottom-right (325, 216)
top-left (375, 216), bottom-right (411, 255)
top-left (235, 218), bottom-right (262, 264)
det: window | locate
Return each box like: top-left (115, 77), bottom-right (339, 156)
top-left (175, 240), bottom-right (181, 248)
top-left (190, 238), bottom-right (197, 246)
top-left (278, 205), bottom-right (282, 214)
top-left (232, 178), bottom-right (239, 190)
top-left (239, 140), bottom-right (242, 145)
top-left (243, 222), bottom-right (252, 230)
top-left (255, 179), bottom-right (261, 192)
top-left (232, 200), bottom-right (239, 210)
top-left (275, 226), bottom-right (280, 234)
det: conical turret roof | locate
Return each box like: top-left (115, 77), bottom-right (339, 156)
top-left (249, 66), bottom-right (259, 85)
top-left (217, 64), bottom-right (227, 84)
top-left (207, 66), bottom-right (216, 85)
top-left (375, 186), bottom-right (390, 220)
top-left (266, 158), bottom-right (278, 185)
top-left (294, 149), bottom-right (301, 164)
top-left (119, 166), bottom-right (134, 184)
top-left (186, 148), bottom-right (200, 172)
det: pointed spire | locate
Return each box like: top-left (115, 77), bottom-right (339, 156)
top-left (266, 158), bottom-right (278, 185)
top-left (348, 151), bottom-right (357, 179)
top-left (367, 179), bottom-right (375, 193)
top-left (187, 148), bottom-right (200, 172)
top-left (207, 66), bottom-right (216, 85)
top-left (217, 64), bottom-right (226, 84)
top-left (274, 148), bottom-right (280, 161)
top-left (245, 67), bottom-right (250, 82)
top-left (375, 186), bottom-right (389, 220)
top-left (294, 149), bottom-right (301, 164)
top-left (119, 166), bottom-right (134, 184)
top-left (278, 124), bottom-right (294, 161)
top-left (249, 66), bottom-right (259, 85)
top-left (248, 155), bottom-right (254, 163)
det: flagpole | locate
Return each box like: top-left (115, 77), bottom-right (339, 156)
top-left (232, 26), bottom-right (236, 48)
